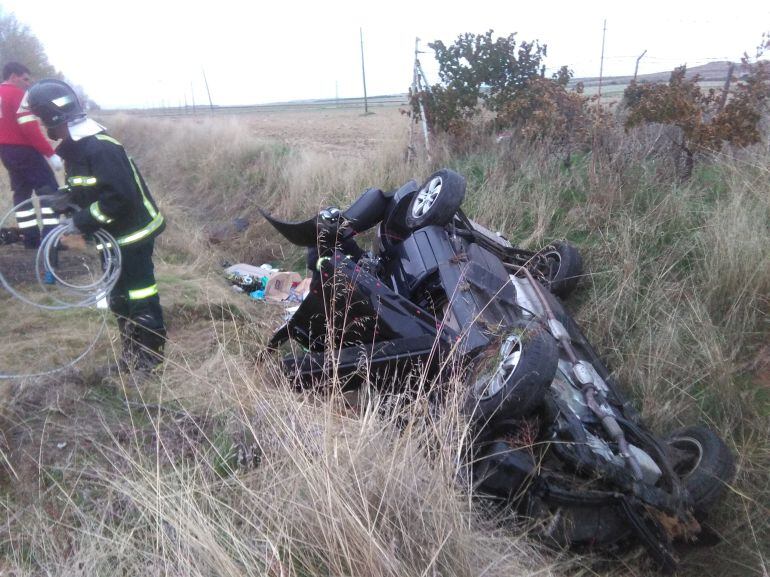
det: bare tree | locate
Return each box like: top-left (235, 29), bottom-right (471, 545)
top-left (0, 9), bottom-right (59, 78)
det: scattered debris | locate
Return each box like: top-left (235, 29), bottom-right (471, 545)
top-left (223, 262), bottom-right (309, 305)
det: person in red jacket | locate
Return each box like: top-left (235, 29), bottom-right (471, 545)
top-left (0, 62), bottom-right (62, 248)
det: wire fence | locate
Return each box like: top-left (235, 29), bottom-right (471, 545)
top-left (98, 94), bottom-right (409, 118)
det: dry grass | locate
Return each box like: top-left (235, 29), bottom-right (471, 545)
top-left (0, 108), bottom-right (767, 575)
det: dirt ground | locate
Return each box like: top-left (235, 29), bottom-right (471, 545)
top-left (0, 240), bottom-right (96, 285)
top-left (242, 105), bottom-right (411, 156)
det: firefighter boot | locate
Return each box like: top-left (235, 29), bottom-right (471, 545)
top-left (131, 313), bottom-right (167, 372)
top-left (116, 316), bottom-right (139, 372)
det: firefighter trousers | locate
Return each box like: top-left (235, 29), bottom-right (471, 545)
top-left (109, 239), bottom-right (166, 369)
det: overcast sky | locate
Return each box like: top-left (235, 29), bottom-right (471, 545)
top-left (3, 0), bottom-right (769, 109)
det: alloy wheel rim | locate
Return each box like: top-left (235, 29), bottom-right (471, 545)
top-left (411, 176), bottom-right (443, 218)
top-left (476, 335), bottom-right (523, 399)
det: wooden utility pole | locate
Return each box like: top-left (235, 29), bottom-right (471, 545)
top-left (202, 68), bottom-right (214, 110)
top-left (360, 27), bottom-right (369, 114)
top-left (591, 20), bottom-right (607, 181)
top-left (633, 49), bottom-right (647, 82)
top-left (597, 19), bottom-right (607, 109)
top-left (411, 37), bottom-right (432, 161)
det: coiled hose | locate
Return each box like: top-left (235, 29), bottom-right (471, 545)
top-left (0, 196), bottom-right (121, 378)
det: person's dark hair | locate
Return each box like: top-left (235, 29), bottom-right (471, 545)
top-left (2, 62), bottom-right (30, 81)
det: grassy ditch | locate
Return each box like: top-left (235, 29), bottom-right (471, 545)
top-left (0, 110), bottom-right (767, 576)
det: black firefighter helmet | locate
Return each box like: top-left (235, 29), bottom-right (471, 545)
top-left (23, 78), bottom-right (86, 128)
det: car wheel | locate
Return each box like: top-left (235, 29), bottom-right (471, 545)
top-left (531, 501), bottom-right (633, 548)
top-left (540, 241), bottom-right (583, 298)
top-left (465, 325), bottom-right (558, 426)
top-left (405, 169), bottom-right (465, 230)
top-left (665, 425), bottom-right (735, 517)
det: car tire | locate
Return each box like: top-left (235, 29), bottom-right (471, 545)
top-left (405, 169), bottom-right (466, 230)
top-left (531, 501), bottom-right (633, 548)
top-left (665, 425), bottom-right (735, 517)
top-left (464, 325), bottom-right (558, 426)
top-left (540, 241), bottom-right (583, 298)
top-left (476, 446), bottom-right (634, 549)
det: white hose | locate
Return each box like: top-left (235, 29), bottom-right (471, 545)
top-left (0, 196), bottom-right (121, 379)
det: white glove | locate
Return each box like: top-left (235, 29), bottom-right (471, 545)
top-left (48, 154), bottom-right (64, 172)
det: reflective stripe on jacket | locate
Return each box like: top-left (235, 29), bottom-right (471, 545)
top-left (56, 132), bottom-right (164, 245)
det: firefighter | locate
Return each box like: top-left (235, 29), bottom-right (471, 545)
top-left (0, 62), bottom-right (62, 249)
top-left (23, 78), bottom-right (167, 371)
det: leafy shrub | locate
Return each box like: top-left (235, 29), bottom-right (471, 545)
top-left (497, 77), bottom-right (594, 159)
top-left (623, 63), bottom-right (770, 179)
top-left (408, 30), bottom-right (593, 160)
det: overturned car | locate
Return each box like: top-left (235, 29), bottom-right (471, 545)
top-left (261, 168), bottom-right (734, 571)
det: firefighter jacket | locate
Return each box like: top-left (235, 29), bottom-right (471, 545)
top-left (56, 132), bottom-right (165, 245)
top-left (0, 81), bottom-right (56, 156)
